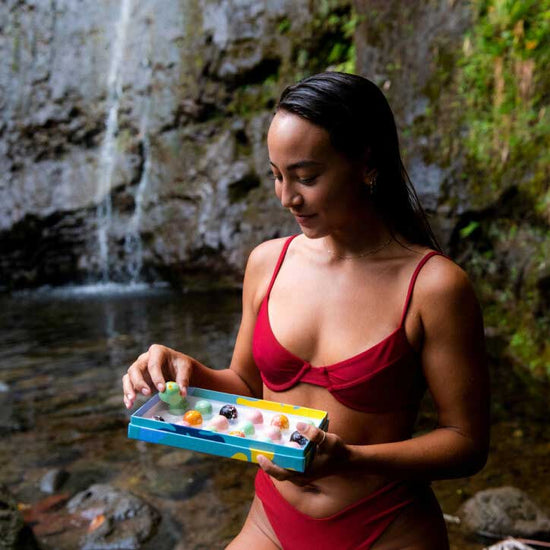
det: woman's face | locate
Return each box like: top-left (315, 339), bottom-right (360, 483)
top-left (267, 111), bottom-right (368, 239)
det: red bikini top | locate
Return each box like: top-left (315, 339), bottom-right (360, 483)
top-left (252, 235), bottom-right (441, 413)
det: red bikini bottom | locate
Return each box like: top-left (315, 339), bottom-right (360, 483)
top-left (255, 469), bottom-right (418, 550)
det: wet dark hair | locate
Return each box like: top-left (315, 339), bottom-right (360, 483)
top-left (276, 71), bottom-right (441, 251)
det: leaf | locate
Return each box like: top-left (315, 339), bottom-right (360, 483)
top-left (459, 221), bottom-right (481, 238)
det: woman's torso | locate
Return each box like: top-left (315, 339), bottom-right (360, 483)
top-left (252, 234), bottom-right (437, 517)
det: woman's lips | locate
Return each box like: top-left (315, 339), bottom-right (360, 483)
top-left (294, 214), bottom-right (317, 226)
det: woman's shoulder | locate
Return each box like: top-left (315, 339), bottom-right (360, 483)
top-left (243, 236), bottom-right (297, 305)
top-left (410, 249), bottom-right (480, 319)
top-left (415, 250), bottom-right (472, 293)
top-left (247, 235), bottom-right (296, 272)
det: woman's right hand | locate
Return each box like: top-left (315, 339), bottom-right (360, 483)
top-left (122, 344), bottom-right (195, 409)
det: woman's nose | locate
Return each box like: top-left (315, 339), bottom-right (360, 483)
top-left (280, 182), bottom-right (302, 209)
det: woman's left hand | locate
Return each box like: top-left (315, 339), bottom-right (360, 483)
top-left (256, 422), bottom-right (350, 486)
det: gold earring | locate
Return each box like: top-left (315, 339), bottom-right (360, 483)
top-left (366, 173), bottom-right (377, 196)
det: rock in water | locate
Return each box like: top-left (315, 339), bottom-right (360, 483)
top-left (67, 484), bottom-right (160, 550)
top-left (40, 469), bottom-right (69, 494)
top-left (459, 486), bottom-right (550, 539)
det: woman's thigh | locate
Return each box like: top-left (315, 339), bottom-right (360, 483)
top-left (226, 496), bottom-right (282, 550)
top-left (372, 486), bottom-right (449, 550)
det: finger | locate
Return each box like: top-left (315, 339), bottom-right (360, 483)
top-left (256, 455), bottom-right (293, 481)
top-left (173, 355), bottom-right (192, 397)
top-left (296, 422), bottom-right (326, 446)
top-left (122, 373), bottom-right (135, 409)
top-left (127, 355), bottom-right (153, 396)
top-left (147, 344), bottom-right (168, 392)
top-left (256, 456), bottom-right (312, 486)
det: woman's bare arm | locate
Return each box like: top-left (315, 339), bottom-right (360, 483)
top-left (345, 256), bottom-right (490, 480)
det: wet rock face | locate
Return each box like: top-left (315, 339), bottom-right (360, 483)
top-left (3, 0), bottom-right (524, 294)
top-left (459, 486), bottom-right (550, 539)
top-left (67, 484), bottom-right (160, 550)
top-left (0, 0), bottom-right (310, 288)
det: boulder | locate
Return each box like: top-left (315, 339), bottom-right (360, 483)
top-left (459, 486), bottom-right (550, 539)
top-left (67, 484), bottom-right (160, 550)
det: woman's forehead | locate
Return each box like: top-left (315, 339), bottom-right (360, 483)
top-left (267, 112), bottom-right (332, 164)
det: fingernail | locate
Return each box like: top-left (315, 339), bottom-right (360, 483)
top-left (296, 422), bottom-right (307, 431)
top-left (157, 383), bottom-right (164, 391)
top-left (126, 394), bottom-right (133, 401)
top-left (257, 455), bottom-right (267, 466)
top-left (141, 388), bottom-right (150, 395)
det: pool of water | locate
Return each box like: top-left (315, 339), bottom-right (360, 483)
top-left (1, 287), bottom-right (548, 549)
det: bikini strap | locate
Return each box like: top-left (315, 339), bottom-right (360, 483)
top-left (265, 235), bottom-right (299, 298)
top-left (399, 251), bottom-right (442, 327)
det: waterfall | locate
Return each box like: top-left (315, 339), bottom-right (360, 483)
top-left (124, 108), bottom-right (151, 284)
top-left (95, 0), bottom-right (132, 283)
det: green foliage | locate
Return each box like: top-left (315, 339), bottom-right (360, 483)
top-left (458, 210), bottom-right (550, 378)
top-left (454, 0), bottom-right (550, 378)
top-left (277, 18), bottom-right (291, 35)
top-left (226, 75), bottom-right (279, 118)
top-left (226, 2), bottom-right (357, 119)
top-left (510, 327), bottom-right (550, 379)
top-left (292, 2), bottom-right (358, 79)
top-left (459, 220), bottom-right (480, 238)
top-left (458, 0), bottom-right (550, 209)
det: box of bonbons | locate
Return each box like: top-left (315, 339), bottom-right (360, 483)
top-left (127, 384), bottom-right (329, 472)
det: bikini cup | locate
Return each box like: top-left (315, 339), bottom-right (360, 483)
top-left (252, 235), bottom-right (441, 413)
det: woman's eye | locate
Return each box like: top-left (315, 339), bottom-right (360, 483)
top-left (271, 174), bottom-right (282, 182)
top-left (298, 176), bottom-right (317, 184)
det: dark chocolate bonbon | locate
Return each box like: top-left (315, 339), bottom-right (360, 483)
top-left (290, 431), bottom-right (308, 446)
top-left (219, 404), bottom-right (238, 421)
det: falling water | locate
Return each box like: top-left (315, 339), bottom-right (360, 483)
top-left (123, 108), bottom-right (151, 284)
top-left (95, 0), bottom-right (132, 283)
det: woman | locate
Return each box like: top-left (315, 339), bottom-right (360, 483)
top-left (122, 72), bottom-right (490, 549)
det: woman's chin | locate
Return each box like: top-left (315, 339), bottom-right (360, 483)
top-left (299, 227), bottom-right (328, 240)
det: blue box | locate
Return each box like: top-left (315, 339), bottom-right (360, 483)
top-left (128, 387), bottom-right (329, 472)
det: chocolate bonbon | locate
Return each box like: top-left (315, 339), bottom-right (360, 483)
top-left (240, 421), bottom-right (255, 436)
top-left (183, 410), bottom-right (203, 426)
top-left (219, 404), bottom-right (238, 422)
top-left (195, 400), bottom-right (213, 419)
top-left (265, 426), bottom-right (282, 441)
top-left (209, 414), bottom-right (230, 431)
top-left (159, 381), bottom-right (187, 414)
top-left (271, 414), bottom-right (290, 430)
top-left (245, 409), bottom-right (264, 424)
top-left (290, 431), bottom-right (308, 446)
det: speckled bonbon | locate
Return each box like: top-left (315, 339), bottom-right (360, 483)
top-left (219, 404), bottom-right (238, 422)
top-left (159, 381), bottom-right (187, 414)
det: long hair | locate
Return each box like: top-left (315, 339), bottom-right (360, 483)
top-left (276, 72), bottom-right (441, 251)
